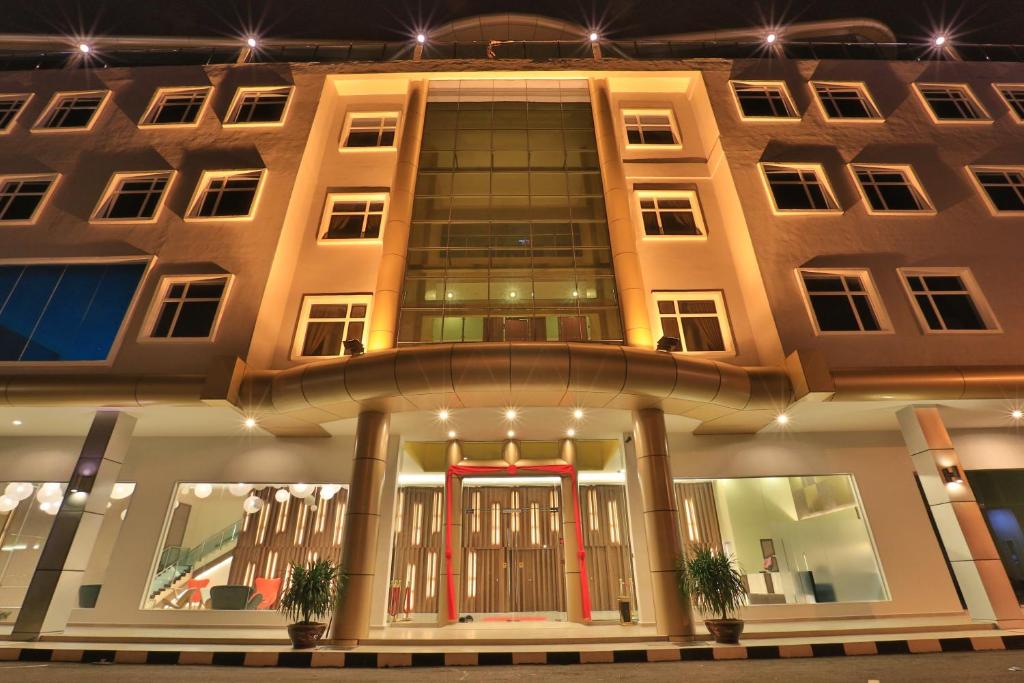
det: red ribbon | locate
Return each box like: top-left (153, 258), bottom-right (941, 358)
top-left (445, 464), bottom-right (591, 621)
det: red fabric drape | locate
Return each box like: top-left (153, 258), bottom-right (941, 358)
top-left (445, 464), bottom-right (591, 621)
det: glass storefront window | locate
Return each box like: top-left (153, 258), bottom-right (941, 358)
top-left (0, 482), bottom-right (62, 616)
top-left (144, 483), bottom-right (347, 610)
top-left (966, 469), bottom-right (1024, 604)
top-left (675, 475), bottom-right (888, 605)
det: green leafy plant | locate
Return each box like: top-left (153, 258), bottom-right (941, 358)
top-left (278, 559), bottom-right (346, 625)
top-left (677, 545), bottom-right (747, 621)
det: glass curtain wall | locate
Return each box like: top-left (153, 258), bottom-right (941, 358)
top-left (398, 79), bottom-right (623, 344)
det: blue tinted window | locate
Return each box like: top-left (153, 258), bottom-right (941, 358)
top-left (0, 262), bottom-right (145, 361)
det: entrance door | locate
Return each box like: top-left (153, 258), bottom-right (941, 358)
top-left (460, 484), bottom-right (566, 618)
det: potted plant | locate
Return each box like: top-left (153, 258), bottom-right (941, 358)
top-left (278, 558), bottom-right (346, 649)
top-left (678, 544), bottom-right (748, 645)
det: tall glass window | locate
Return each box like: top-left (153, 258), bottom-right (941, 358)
top-left (398, 79), bottom-right (622, 344)
top-left (966, 470), bottom-right (1024, 604)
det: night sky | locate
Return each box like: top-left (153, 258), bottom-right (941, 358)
top-left (3, 0), bottom-right (1024, 44)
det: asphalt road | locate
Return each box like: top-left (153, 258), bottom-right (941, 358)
top-left (3, 651), bottom-right (1024, 681)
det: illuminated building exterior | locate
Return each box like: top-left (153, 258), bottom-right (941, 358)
top-left (1, 14), bottom-right (1024, 647)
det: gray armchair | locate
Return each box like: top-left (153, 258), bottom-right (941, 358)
top-left (209, 585), bottom-right (254, 610)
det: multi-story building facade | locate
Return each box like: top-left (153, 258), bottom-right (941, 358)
top-left (1, 14), bottom-right (1023, 646)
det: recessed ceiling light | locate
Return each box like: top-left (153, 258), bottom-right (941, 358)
top-left (1012, 409), bottom-right (1023, 420)
top-left (572, 409), bottom-right (584, 420)
top-left (438, 409), bottom-right (450, 421)
top-left (244, 417), bottom-right (257, 429)
top-left (775, 414), bottom-right (790, 425)
top-left (504, 408), bottom-right (518, 421)
top-left (507, 430), bottom-right (515, 438)
top-left (934, 35), bottom-right (947, 47)
top-left (765, 33), bottom-right (777, 44)
top-left (12, 420), bottom-right (22, 426)
top-left (246, 37), bottom-right (258, 48)
top-left (566, 428), bottom-right (576, 437)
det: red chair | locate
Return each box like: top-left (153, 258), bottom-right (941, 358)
top-left (186, 578), bottom-right (209, 607)
top-left (252, 577), bottom-right (282, 609)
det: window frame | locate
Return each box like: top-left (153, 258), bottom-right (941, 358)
top-left (796, 268), bottom-right (892, 335)
top-left (912, 83), bottom-right (992, 124)
top-left (993, 83), bottom-right (1024, 124)
top-left (757, 162), bottom-right (842, 215)
top-left (966, 165), bottom-right (1024, 216)
top-left (898, 268), bottom-right (999, 334)
top-left (291, 293), bottom-right (372, 360)
top-left (317, 192), bottom-right (389, 244)
top-left (90, 170), bottom-right (176, 224)
top-left (621, 108), bottom-right (683, 150)
top-left (651, 290), bottom-right (735, 355)
top-left (729, 81), bottom-right (800, 122)
top-left (0, 173), bottom-right (61, 225)
top-left (0, 93), bottom-right (33, 134)
top-left (339, 110), bottom-right (402, 151)
top-left (184, 169), bottom-right (267, 222)
top-left (848, 164), bottom-right (934, 216)
top-left (223, 86), bottom-right (294, 128)
top-left (634, 189), bottom-right (708, 240)
top-left (31, 89), bottom-right (111, 132)
top-left (138, 86), bottom-right (212, 129)
top-left (139, 274), bottom-right (234, 343)
top-left (809, 81), bottom-right (884, 122)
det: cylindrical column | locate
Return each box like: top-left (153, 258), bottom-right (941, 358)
top-left (331, 411), bottom-right (390, 645)
top-left (589, 77), bottom-right (653, 349)
top-left (438, 440), bottom-right (463, 625)
top-left (367, 79), bottom-right (427, 351)
top-left (631, 409), bottom-right (693, 640)
top-left (559, 438), bottom-right (585, 622)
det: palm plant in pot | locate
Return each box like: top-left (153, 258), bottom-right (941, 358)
top-left (678, 544), bottom-right (748, 644)
top-left (279, 559), bottom-right (346, 649)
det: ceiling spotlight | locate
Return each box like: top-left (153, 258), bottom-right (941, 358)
top-left (416, 33), bottom-right (427, 44)
top-left (566, 428), bottom-right (576, 437)
top-left (504, 408), bottom-right (518, 421)
top-left (12, 420), bottom-right (21, 426)
top-left (244, 417), bottom-right (257, 429)
top-left (934, 35), bottom-right (947, 47)
top-left (509, 291), bottom-right (518, 299)
top-left (78, 43), bottom-right (91, 54)
top-left (765, 33), bottom-right (777, 44)
top-left (572, 408), bottom-right (584, 420)
top-left (589, 32), bottom-right (599, 42)
top-left (448, 430), bottom-right (457, 439)
top-left (1012, 409), bottom-right (1023, 420)
top-left (507, 430), bottom-right (516, 439)
top-left (438, 409), bottom-right (450, 422)
top-left (775, 414), bottom-right (790, 425)
top-left (246, 37), bottom-right (258, 48)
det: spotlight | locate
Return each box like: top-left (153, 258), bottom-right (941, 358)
top-left (656, 336), bottom-right (682, 353)
top-left (1012, 409), bottom-right (1023, 420)
top-left (416, 33), bottom-right (427, 44)
top-left (566, 428), bottom-right (576, 437)
top-left (246, 37), bottom-right (258, 48)
top-left (448, 430), bottom-right (457, 439)
top-left (78, 43), bottom-right (91, 54)
top-left (509, 291), bottom-right (518, 299)
top-left (507, 430), bottom-right (515, 439)
top-left (765, 33), bottom-right (777, 44)
top-left (934, 35), bottom-right (947, 47)
top-left (504, 408), bottom-right (518, 421)
top-left (940, 465), bottom-right (963, 485)
top-left (244, 417), bottom-right (257, 429)
top-left (572, 408), bottom-right (584, 420)
top-left (438, 409), bottom-right (450, 422)
top-left (12, 420), bottom-right (21, 426)
top-left (775, 414), bottom-right (790, 426)
top-left (589, 32), bottom-right (599, 42)
top-left (343, 339), bottom-right (365, 356)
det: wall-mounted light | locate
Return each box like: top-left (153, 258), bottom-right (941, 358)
top-left (78, 43), bottom-right (92, 54)
top-left (566, 428), bottom-right (576, 437)
top-left (416, 33), bottom-right (427, 44)
top-left (941, 465), bottom-right (963, 485)
top-left (765, 33), bottom-right (778, 44)
top-left (589, 32), bottom-right (599, 42)
top-left (447, 429), bottom-right (457, 439)
top-left (506, 430), bottom-right (515, 439)
top-left (246, 37), bottom-right (258, 48)
top-left (933, 35), bottom-right (947, 47)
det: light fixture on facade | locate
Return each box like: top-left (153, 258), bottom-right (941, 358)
top-left (438, 408), bottom-right (450, 422)
top-left (11, 420), bottom-right (21, 426)
top-left (507, 430), bottom-right (516, 439)
top-left (416, 33), bottom-right (427, 44)
top-left (566, 428), bottom-right (576, 437)
top-left (573, 408), bottom-right (584, 420)
top-left (504, 408), bottom-right (518, 421)
top-left (589, 32), bottom-right (599, 42)
top-left (765, 33), bottom-right (777, 44)
top-left (1012, 409), bottom-right (1023, 420)
top-left (448, 429), bottom-right (457, 439)
top-left (244, 417), bottom-right (257, 429)
top-left (246, 37), bottom-right (258, 48)
top-left (940, 465), bottom-right (963, 485)
top-left (934, 35), bottom-right (947, 47)
top-left (508, 291), bottom-right (518, 299)
top-left (78, 43), bottom-right (91, 54)
top-left (775, 413), bottom-right (790, 425)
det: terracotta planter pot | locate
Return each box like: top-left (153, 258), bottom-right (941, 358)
top-left (287, 622), bottom-right (327, 649)
top-left (705, 618), bottom-right (744, 645)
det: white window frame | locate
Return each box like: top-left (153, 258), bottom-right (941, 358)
top-left (913, 83), bottom-right (992, 124)
top-left (729, 81), bottom-right (799, 122)
top-left (848, 164), bottom-right (934, 215)
top-left (291, 294), bottom-right (372, 360)
top-left (317, 193), bottom-right (389, 244)
top-left (0, 173), bottom-right (61, 225)
top-left (966, 165), bottom-right (1024, 216)
top-left (757, 162), bottom-right (842, 215)
top-left (185, 169), bottom-right (267, 222)
top-left (796, 268), bottom-right (892, 335)
top-left (138, 86), bottom-right (212, 128)
top-left (339, 111), bottom-right (402, 150)
top-left (993, 83), bottom-right (1024, 124)
top-left (634, 190), bottom-right (707, 240)
top-left (31, 90), bottom-right (111, 132)
top-left (223, 86), bottom-right (294, 127)
top-left (810, 81), bottom-right (883, 122)
top-left (90, 171), bottom-right (176, 223)
top-left (651, 290), bottom-right (735, 355)
top-left (897, 267), bottom-right (1000, 334)
top-left (621, 109), bottom-right (682, 149)
top-left (0, 93), bottom-right (33, 134)
top-left (139, 274), bottom-right (234, 343)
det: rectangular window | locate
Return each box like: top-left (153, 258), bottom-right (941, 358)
top-left (140, 87), bottom-right (210, 126)
top-left (654, 291), bottom-right (733, 353)
top-left (812, 82), bottom-right (882, 120)
top-left (0, 175), bottom-right (58, 223)
top-left (799, 270), bottom-right (887, 333)
top-left (852, 165), bottom-right (932, 213)
top-left (225, 87), bottom-right (292, 125)
top-left (0, 94), bottom-right (31, 133)
top-left (731, 82), bottom-right (797, 119)
top-left (970, 167), bottom-right (1024, 213)
top-left (293, 295), bottom-right (370, 358)
top-left (146, 276), bottom-right (230, 340)
top-left (622, 110), bottom-right (680, 147)
top-left (92, 171), bottom-right (173, 221)
top-left (0, 261), bottom-right (146, 361)
top-left (964, 470), bottom-right (1024, 604)
top-left (901, 270), bottom-right (994, 332)
top-left (318, 194), bottom-right (387, 241)
top-left (637, 191), bottom-right (706, 237)
top-left (915, 84), bottom-right (989, 122)
top-left (341, 112), bottom-right (400, 148)
top-left (760, 163), bottom-right (839, 212)
top-left (994, 84), bottom-right (1024, 123)
top-left (187, 170), bottom-right (264, 219)
top-left (33, 91), bottom-right (108, 130)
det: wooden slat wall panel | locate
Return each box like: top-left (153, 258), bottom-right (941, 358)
top-left (387, 487), bottom-right (444, 614)
top-left (674, 481), bottom-right (723, 552)
top-left (579, 484), bottom-right (635, 611)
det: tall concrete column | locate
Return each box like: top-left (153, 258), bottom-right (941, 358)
top-left (589, 77), bottom-right (653, 349)
top-left (368, 437), bottom-right (402, 628)
top-left (631, 408), bottom-right (693, 640)
top-left (898, 406), bottom-right (1024, 627)
top-left (367, 79), bottom-right (427, 351)
top-left (437, 439), bottom-right (463, 625)
top-left (331, 411), bottom-right (390, 644)
top-left (12, 410), bottom-right (136, 641)
top-left (559, 438), bottom-right (586, 622)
